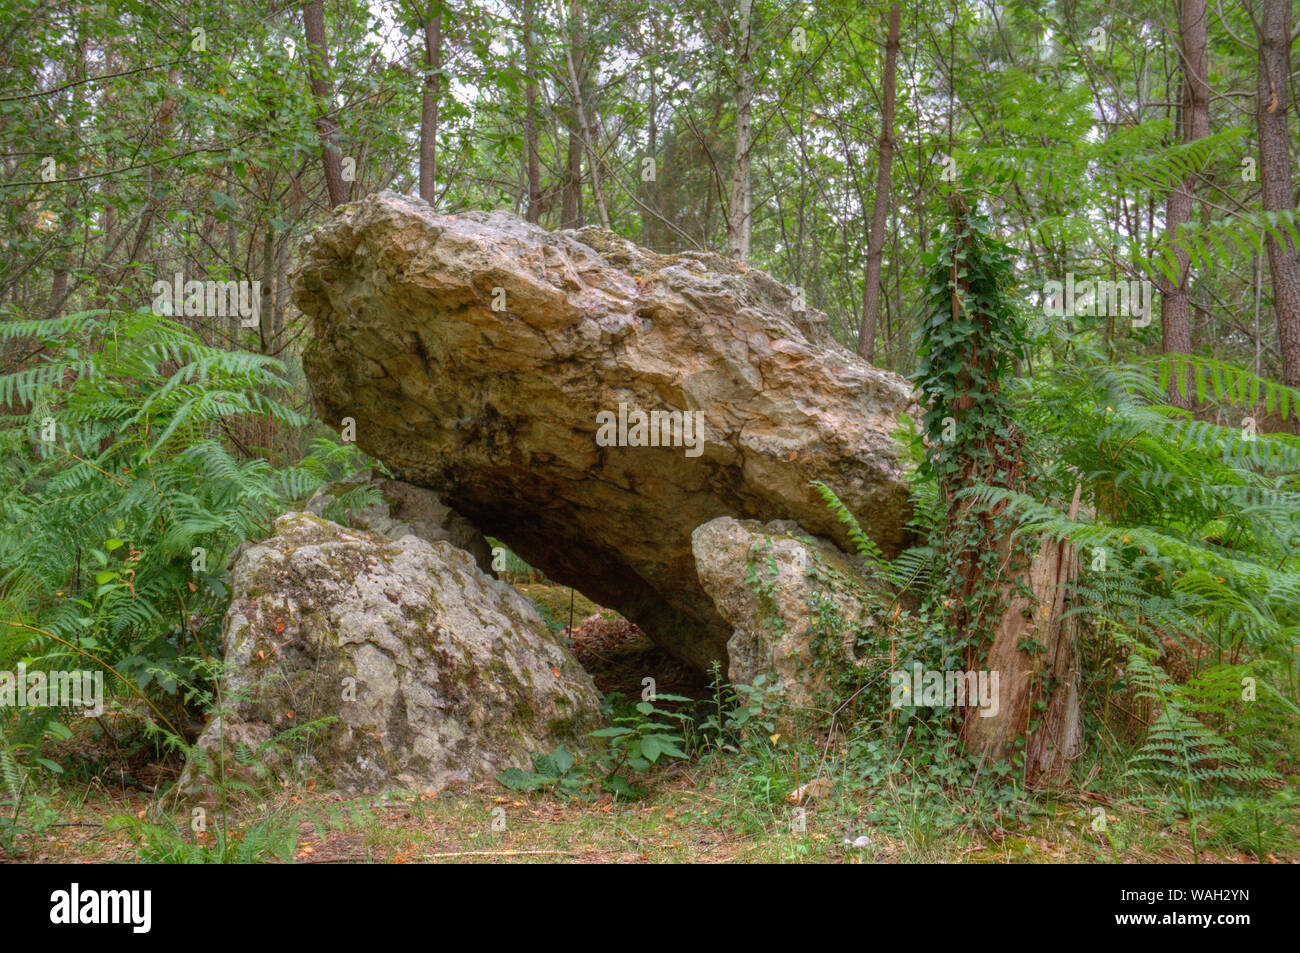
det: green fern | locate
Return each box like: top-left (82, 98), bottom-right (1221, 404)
top-left (0, 307), bottom-right (372, 747)
top-left (1121, 645), bottom-right (1285, 862)
top-left (809, 480), bottom-right (888, 569)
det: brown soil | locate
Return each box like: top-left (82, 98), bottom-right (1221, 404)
top-left (564, 614), bottom-right (710, 700)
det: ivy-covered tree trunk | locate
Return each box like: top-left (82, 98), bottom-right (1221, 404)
top-left (958, 493), bottom-right (1083, 783)
top-left (919, 194), bottom-right (1083, 785)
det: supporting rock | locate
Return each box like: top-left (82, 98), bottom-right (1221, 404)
top-left (174, 512), bottom-right (601, 801)
top-left (301, 469), bottom-right (492, 572)
top-left (692, 516), bottom-right (890, 712)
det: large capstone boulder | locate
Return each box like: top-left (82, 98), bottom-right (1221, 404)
top-left (692, 517), bottom-right (890, 711)
top-left (293, 191), bottom-right (913, 671)
top-left (174, 511), bottom-right (601, 801)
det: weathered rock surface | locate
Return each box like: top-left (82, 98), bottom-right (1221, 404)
top-left (174, 511), bottom-right (601, 801)
top-left (301, 469), bottom-right (492, 573)
top-left (293, 190), bottom-right (913, 671)
top-left (692, 517), bottom-right (890, 710)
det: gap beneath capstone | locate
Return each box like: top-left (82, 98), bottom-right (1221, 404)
top-left (493, 552), bottom-right (711, 700)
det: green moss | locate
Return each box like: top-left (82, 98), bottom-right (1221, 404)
top-left (516, 584), bottom-right (603, 630)
top-left (965, 836), bottom-right (1054, 864)
top-left (512, 696), bottom-right (538, 730)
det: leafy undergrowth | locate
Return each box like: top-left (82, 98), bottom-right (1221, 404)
top-left (8, 756), bottom-right (1295, 865)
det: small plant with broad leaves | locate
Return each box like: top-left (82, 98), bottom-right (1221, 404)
top-left (496, 745), bottom-right (586, 798)
top-left (699, 662), bottom-right (783, 753)
top-left (591, 693), bottom-right (692, 797)
top-left (495, 698), bottom-right (695, 800)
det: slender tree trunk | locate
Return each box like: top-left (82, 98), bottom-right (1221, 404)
top-left (100, 63), bottom-right (180, 313)
top-left (303, 1), bottom-right (349, 209)
top-left (1256, 0), bottom-right (1300, 411)
top-left (642, 72), bottom-right (658, 245)
top-left (727, 0), bottom-right (754, 262)
top-left (260, 225), bottom-right (275, 354)
top-left (274, 232), bottom-right (288, 349)
top-left (50, 15), bottom-right (87, 319)
top-left (561, 6), bottom-right (610, 229)
top-left (523, 0), bottom-right (542, 223)
top-left (225, 194), bottom-right (240, 344)
top-left (1158, 0), bottom-right (1209, 408)
top-left (561, 0), bottom-right (584, 227)
top-left (419, 8), bottom-right (443, 204)
top-left (857, 2), bottom-right (899, 362)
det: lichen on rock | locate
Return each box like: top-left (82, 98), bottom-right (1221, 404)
top-left (692, 516), bottom-right (891, 713)
top-left (292, 191), bottom-right (915, 672)
top-left (300, 468), bottom-right (492, 572)
top-left (174, 511), bottom-right (601, 802)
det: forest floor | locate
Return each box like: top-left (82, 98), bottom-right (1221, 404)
top-left (4, 585), bottom-right (1294, 865)
top-left (7, 762), bottom-right (1291, 864)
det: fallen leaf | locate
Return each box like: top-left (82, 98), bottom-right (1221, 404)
top-left (785, 776), bottom-right (833, 804)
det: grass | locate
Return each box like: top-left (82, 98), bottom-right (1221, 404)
top-left (5, 584), bottom-right (1292, 866)
top-left (6, 750), bottom-right (1292, 864)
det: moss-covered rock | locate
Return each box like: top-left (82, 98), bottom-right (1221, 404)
top-left (692, 516), bottom-right (890, 712)
top-left (301, 469), bottom-right (492, 572)
top-left (174, 512), bottom-right (602, 803)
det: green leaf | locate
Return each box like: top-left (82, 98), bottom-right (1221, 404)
top-left (650, 736), bottom-right (687, 759)
top-left (552, 745), bottom-right (574, 774)
top-left (496, 767), bottom-right (538, 791)
top-left (590, 726), bottom-right (633, 738)
top-left (641, 734), bottom-right (662, 762)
